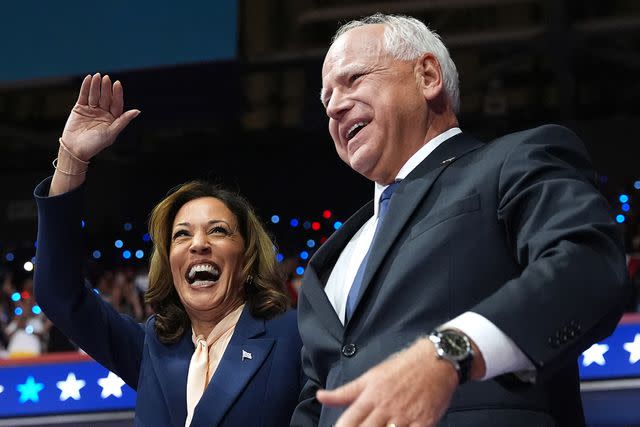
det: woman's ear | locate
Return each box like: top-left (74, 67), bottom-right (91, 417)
top-left (415, 53), bottom-right (444, 102)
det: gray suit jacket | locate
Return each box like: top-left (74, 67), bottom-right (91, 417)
top-left (291, 125), bottom-right (628, 427)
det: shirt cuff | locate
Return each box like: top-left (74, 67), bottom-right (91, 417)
top-left (441, 311), bottom-right (535, 380)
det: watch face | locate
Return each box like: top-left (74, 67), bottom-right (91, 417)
top-left (440, 331), bottom-right (470, 359)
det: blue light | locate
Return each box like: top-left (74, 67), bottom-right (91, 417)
top-left (124, 223), bottom-right (133, 231)
top-left (619, 194), bottom-right (629, 203)
top-left (135, 250), bottom-right (144, 259)
top-left (81, 220), bottom-right (86, 228)
top-left (333, 221), bottom-right (343, 230)
top-left (6, 252), bottom-right (14, 262)
top-left (271, 215), bottom-right (280, 224)
top-left (11, 292), bottom-right (20, 302)
top-left (25, 325), bottom-right (34, 334)
top-left (17, 376), bottom-right (44, 403)
top-left (303, 221), bottom-right (311, 230)
top-left (122, 250), bottom-right (132, 259)
top-left (31, 256), bottom-right (36, 264)
top-left (300, 251), bottom-right (309, 260)
top-left (290, 218), bottom-right (299, 227)
top-left (306, 239), bottom-right (316, 248)
top-left (622, 203), bottom-right (631, 212)
top-left (115, 240), bottom-right (124, 249)
top-left (92, 250), bottom-right (101, 259)
top-left (635, 181), bottom-right (640, 190)
top-left (142, 233), bottom-right (151, 242)
top-left (31, 305), bottom-right (41, 315)
top-left (34, 240), bottom-right (38, 248)
top-left (616, 214), bottom-right (626, 223)
top-left (92, 288), bottom-right (100, 295)
top-left (277, 253), bottom-right (284, 263)
top-left (296, 266), bottom-right (305, 275)
top-left (15, 307), bottom-right (23, 316)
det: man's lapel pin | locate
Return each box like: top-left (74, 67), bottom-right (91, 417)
top-left (441, 156), bottom-right (456, 165)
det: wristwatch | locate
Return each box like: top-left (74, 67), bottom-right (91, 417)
top-left (428, 329), bottom-right (474, 384)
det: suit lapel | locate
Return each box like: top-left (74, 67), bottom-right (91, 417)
top-left (191, 305), bottom-right (274, 426)
top-left (347, 133), bottom-right (485, 324)
top-left (147, 326), bottom-right (192, 427)
top-left (301, 202), bottom-right (373, 339)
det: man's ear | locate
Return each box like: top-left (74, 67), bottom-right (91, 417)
top-left (416, 53), bottom-right (444, 101)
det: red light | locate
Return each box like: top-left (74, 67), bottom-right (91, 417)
top-left (21, 291), bottom-right (31, 300)
top-left (312, 222), bottom-right (321, 231)
top-left (323, 210), bottom-right (332, 219)
top-left (320, 236), bottom-right (327, 243)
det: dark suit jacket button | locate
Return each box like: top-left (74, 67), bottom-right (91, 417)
top-left (342, 343), bottom-right (357, 357)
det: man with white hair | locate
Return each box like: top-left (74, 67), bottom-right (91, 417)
top-left (292, 13), bottom-right (628, 427)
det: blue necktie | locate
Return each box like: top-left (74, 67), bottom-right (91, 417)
top-left (345, 181), bottom-right (401, 321)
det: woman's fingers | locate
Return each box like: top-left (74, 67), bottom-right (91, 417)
top-left (110, 80), bottom-right (124, 117)
top-left (87, 73), bottom-right (102, 107)
top-left (99, 75), bottom-right (112, 110)
top-left (76, 75), bottom-right (92, 106)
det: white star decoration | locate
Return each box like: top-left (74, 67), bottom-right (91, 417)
top-left (624, 334), bottom-right (640, 364)
top-left (0, 385), bottom-right (4, 394)
top-left (57, 373), bottom-right (86, 401)
top-left (97, 372), bottom-right (125, 399)
top-left (582, 343), bottom-right (609, 366)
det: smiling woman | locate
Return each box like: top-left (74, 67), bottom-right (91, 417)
top-left (145, 182), bottom-right (289, 344)
top-left (32, 73), bottom-right (303, 427)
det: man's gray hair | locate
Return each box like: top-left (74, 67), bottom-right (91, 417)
top-left (332, 13), bottom-right (460, 113)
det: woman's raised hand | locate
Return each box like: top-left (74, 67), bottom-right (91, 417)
top-left (61, 73), bottom-right (140, 161)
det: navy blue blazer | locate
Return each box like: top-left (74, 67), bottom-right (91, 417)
top-left (33, 178), bottom-right (304, 427)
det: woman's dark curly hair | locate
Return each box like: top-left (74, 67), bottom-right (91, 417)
top-left (145, 181), bottom-right (289, 344)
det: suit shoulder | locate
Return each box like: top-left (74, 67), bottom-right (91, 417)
top-left (264, 310), bottom-right (301, 342)
top-left (488, 124), bottom-right (585, 152)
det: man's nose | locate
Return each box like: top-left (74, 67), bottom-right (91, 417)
top-left (326, 89), bottom-right (352, 120)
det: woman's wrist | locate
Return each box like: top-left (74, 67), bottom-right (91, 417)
top-left (54, 143), bottom-right (89, 176)
top-left (49, 140), bottom-right (89, 196)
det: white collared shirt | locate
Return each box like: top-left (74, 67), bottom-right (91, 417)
top-left (324, 127), bottom-right (534, 380)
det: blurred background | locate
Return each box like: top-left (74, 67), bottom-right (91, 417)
top-left (1, 0), bottom-right (640, 425)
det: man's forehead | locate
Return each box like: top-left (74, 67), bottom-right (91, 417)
top-left (329, 26), bottom-right (384, 57)
top-left (322, 25), bottom-right (386, 77)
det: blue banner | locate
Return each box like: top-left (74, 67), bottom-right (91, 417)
top-left (0, 357), bottom-right (135, 417)
top-left (579, 317), bottom-right (640, 380)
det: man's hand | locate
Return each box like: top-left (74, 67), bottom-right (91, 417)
top-left (61, 73), bottom-right (140, 162)
top-left (316, 338), bottom-right (459, 427)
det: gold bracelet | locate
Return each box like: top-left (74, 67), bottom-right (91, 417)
top-left (58, 137), bottom-right (89, 165)
top-left (52, 157), bottom-right (88, 175)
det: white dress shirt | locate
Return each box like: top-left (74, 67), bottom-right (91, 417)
top-left (324, 127), bottom-right (534, 380)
